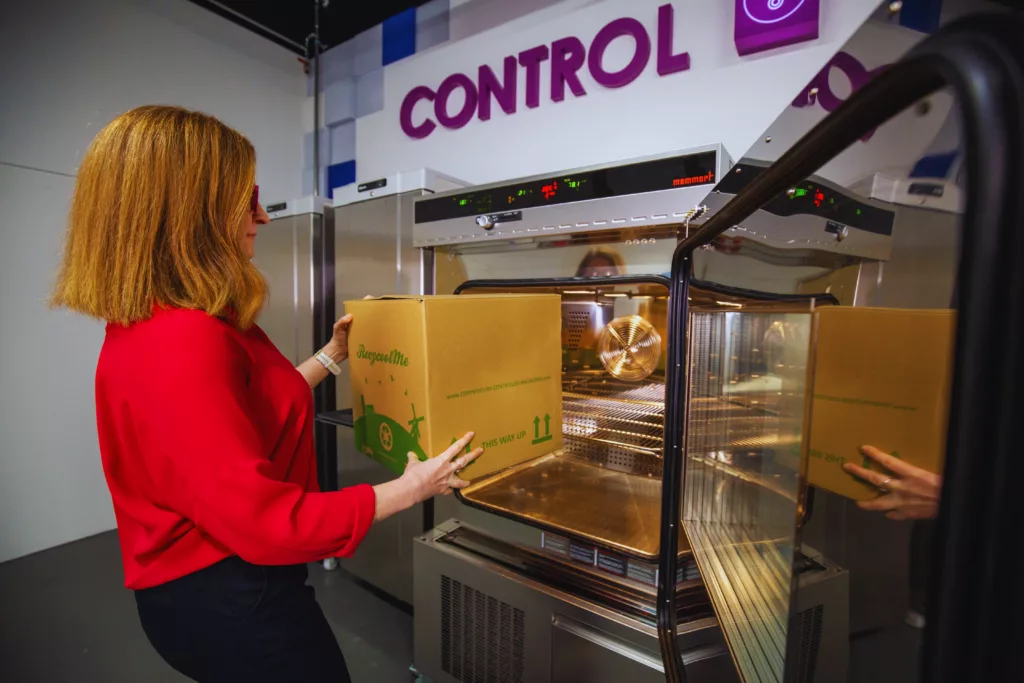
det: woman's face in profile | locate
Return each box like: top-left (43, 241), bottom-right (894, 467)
top-left (580, 255), bottom-right (619, 278)
top-left (240, 197), bottom-right (270, 260)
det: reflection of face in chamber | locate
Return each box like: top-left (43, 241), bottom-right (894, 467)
top-left (721, 316), bottom-right (809, 396)
top-left (762, 319), bottom-right (809, 382)
top-left (578, 256), bottom-right (618, 278)
top-left (575, 247), bottom-right (625, 278)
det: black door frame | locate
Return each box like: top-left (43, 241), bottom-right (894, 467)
top-left (656, 13), bottom-right (1024, 683)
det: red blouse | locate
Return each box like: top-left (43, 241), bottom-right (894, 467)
top-left (95, 306), bottom-right (375, 589)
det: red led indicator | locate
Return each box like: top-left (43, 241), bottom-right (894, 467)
top-left (813, 189), bottom-right (825, 207)
top-left (542, 181), bottom-right (559, 200)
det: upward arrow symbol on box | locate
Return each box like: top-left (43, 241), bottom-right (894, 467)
top-left (532, 413), bottom-right (553, 446)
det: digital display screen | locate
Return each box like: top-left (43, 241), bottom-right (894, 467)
top-left (717, 163), bottom-right (895, 236)
top-left (415, 150), bottom-right (719, 224)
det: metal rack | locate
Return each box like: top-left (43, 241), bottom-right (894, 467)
top-left (562, 373), bottom-right (665, 477)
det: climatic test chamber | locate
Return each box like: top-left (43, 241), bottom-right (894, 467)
top-left (405, 142), bottom-right (897, 683)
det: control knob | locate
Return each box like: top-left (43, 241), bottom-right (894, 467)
top-left (475, 215), bottom-right (495, 230)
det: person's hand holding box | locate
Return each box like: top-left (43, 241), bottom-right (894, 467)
top-left (843, 445), bottom-right (942, 520)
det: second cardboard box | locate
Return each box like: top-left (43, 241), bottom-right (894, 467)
top-left (807, 306), bottom-right (954, 500)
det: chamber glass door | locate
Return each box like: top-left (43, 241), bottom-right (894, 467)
top-left (682, 299), bottom-right (817, 683)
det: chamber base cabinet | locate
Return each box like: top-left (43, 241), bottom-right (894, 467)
top-left (791, 550), bottom-right (850, 683)
top-left (413, 522), bottom-right (849, 683)
top-left (413, 521), bottom-right (735, 683)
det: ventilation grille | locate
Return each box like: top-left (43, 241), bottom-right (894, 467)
top-left (441, 575), bottom-right (525, 683)
top-left (795, 604), bottom-right (824, 683)
top-left (565, 309), bottom-right (591, 350)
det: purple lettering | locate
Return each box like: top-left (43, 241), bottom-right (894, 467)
top-left (588, 17), bottom-right (651, 89)
top-left (434, 73), bottom-right (478, 130)
top-left (400, 5), bottom-right (698, 139)
top-left (478, 56), bottom-right (518, 121)
top-left (793, 52), bottom-right (889, 141)
top-left (399, 86), bottom-right (437, 139)
top-left (656, 4), bottom-right (690, 76)
top-left (550, 37), bottom-right (587, 103)
top-left (518, 45), bottom-right (550, 109)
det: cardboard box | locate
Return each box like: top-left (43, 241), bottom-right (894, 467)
top-left (345, 294), bottom-right (563, 480)
top-left (807, 307), bottom-right (954, 500)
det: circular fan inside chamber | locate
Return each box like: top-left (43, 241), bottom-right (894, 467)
top-left (597, 315), bottom-right (662, 381)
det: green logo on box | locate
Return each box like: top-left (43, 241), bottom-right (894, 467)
top-left (356, 344), bottom-right (410, 367)
top-left (353, 396), bottom-right (426, 474)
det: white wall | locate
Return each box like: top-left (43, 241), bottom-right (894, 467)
top-left (0, 0), bottom-right (306, 563)
top-left (356, 0), bottom-right (885, 185)
top-left (448, 0), bottom-right (572, 43)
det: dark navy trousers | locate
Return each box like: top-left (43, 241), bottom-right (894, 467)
top-left (135, 557), bottom-right (351, 683)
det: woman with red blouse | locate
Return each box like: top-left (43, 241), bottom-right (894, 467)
top-left (51, 105), bottom-right (482, 682)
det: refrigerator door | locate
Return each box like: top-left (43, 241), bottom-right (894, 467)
top-left (332, 189), bottom-right (428, 605)
top-left (253, 211), bottom-right (316, 366)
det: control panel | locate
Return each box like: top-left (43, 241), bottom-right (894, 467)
top-left (412, 144), bottom-right (731, 246)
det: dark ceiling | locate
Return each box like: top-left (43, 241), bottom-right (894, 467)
top-left (187, 0), bottom-right (432, 55)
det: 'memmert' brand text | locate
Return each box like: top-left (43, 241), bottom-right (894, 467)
top-left (357, 345), bottom-right (410, 367)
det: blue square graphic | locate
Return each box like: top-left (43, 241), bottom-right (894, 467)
top-left (909, 151), bottom-right (958, 179)
top-left (327, 160), bottom-right (356, 198)
top-left (899, 0), bottom-right (942, 34)
top-left (382, 8), bottom-right (416, 66)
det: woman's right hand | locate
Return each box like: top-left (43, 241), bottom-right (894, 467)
top-left (372, 432), bottom-right (484, 522)
top-left (401, 432), bottom-right (484, 503)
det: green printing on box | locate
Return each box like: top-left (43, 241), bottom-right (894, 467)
top-left (353, 395), bottom-right (428, 474)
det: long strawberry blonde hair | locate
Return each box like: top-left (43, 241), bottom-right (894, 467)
top-left (52, 105), bottom-right (267, 329)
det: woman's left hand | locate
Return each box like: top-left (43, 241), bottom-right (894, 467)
top-left (323, 314), bottom-right (353, 362)
top-left (843, 446), bottom-right (942, 521)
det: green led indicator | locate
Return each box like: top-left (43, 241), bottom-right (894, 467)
top-left (856, 209), bottom-right (862, 215)
top-left (792, 188), bottom-right (808, 198)
top-left (829, 198), bottom-right (835, 204)
top-left (459, 199), bottom-right (467, 206)
top-left (518, 190), bottom-right (525, 196)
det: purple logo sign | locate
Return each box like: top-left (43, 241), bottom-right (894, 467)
top-left (400, 3), bottom-right (691, 139)
top-left (734, 0), bottom-right (820, 56)
top-left (792, 51), bottom-right (890, 141)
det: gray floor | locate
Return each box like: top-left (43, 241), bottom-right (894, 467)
top-left (0, 529), bottom-right (923, 683)
top-left (0, 531), bottom-right (414, 683)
